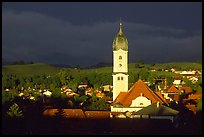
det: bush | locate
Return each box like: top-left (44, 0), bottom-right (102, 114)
top-left (7, 103), bottom-right (23, 118)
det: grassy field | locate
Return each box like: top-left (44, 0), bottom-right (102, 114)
top-left (2, 62), bottom-right (202, 77)
top-left (2, 63), bottom-right (61, 76)
top-left (152, 62), bottom-right (202, 70)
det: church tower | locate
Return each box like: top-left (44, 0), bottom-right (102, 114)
top-left (112, 20), bottom-right (128, 101)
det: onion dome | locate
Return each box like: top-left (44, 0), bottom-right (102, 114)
top-left (112, 21), bottom-right (128, 51)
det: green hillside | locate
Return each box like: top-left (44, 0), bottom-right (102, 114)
top-left (2, 62), bottom-right (202, 77)
top-left (2, 63), bottom-right (60, 76)
top-left (152, 62), bottom-right (202, 70)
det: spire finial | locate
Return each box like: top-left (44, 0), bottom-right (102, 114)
top-left (119, 17), bottom-right (123, 35)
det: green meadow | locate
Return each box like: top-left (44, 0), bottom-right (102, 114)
top-left (2, 62), bottom-right (202, 77)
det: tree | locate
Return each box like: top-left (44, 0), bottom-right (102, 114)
top-left (113, 102), bottom-right (123, 108)
top-left (84, 94), bottom-right (110, 110)
top-left (2, 74), bottom-right (13, 89)
top-left (84, 98), bottom-right (109, 110)
top-left (7, 103), bottom-right (23, 118)
top-left (197, 98), bottom-right (202, 111)
top-left (138, 68), bottom-right (149, 80)
top-left (2, 89), bottom-right (18, 105)
top-left (183, 77), bottom-right (196, 91)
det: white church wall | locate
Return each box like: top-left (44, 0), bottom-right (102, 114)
top-left (111, 106), bottom-right (143, 112)
top-left (113, 49), bottom-right (128, 73)
top-left (130, 95), bottom-right (151, 107)
top-left (112, 73), bottom-right (128, 100)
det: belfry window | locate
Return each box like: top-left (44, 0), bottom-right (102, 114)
top-left (121, 77), bottom-right (123, 80)
top-left (118, 77), bottom-right (120, 80)
top-left (119, 56), bottom-right (122, 60)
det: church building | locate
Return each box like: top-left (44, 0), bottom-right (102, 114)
top-left (111, 21), bottom-right (168, 113)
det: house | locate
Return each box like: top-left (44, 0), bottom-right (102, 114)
top-left (189, 76), bottom-right (199, 83)
top-left (111, 80), bottom-right (168, 113)
top-left (182, 92), bottom-right (202, 114)
top-left (66, 91), bottom-right (79, 98)
top-left (78, 83), bottom-right (88, 89)
top-left (131, 103), bottom-right (179, 122)
top-left (162, 85), bottom-right (180, 102)
top-left (180, 86), bottom-right (192, 95)
top-left (43, 90), bottom-right (52, 97)
top-left (103, 85), bottom-right (113, 92)
top-left (85, 88), bottom-right (93, 96)
top-left (95, 90), bottom-right (105, 98)
top-left (173, 77), bottom-right (183, 86)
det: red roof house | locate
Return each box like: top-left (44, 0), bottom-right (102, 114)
top-left (113, 80), bottom-right (168, 107)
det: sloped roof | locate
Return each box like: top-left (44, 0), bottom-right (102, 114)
top-left (112, 92), bottom-right (128, 105)
top-left (173, 94), bottom-right (180, 102)
top-left (43, 109), bottom-right (58, 117)
top-left (63, 109), bottom-right (86, 118)
top-left (113, 80), bottom-right (167, 107)
top-left (133, 103), bottom-right (179, 116)
top-left (155, 91), bottom-right (169, 104)
top-left (180, 86), bottom-right (192, 94)
top-left (164, 85), bottom-right (179, 93)
top-left (188, 92), bottom-right (202, 100)
top-left (84, 111), bottom-right (110, 119)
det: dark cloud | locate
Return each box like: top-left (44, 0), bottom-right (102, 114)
top-left (2, 8), bottom-right (202, 67)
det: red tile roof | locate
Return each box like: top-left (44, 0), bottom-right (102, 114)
top-left (84, 111), bottom-right (110, 119)
top-left (155, 91), bottom-right (169, 104)
top-left (164, 85), bottom-right (179, 93)
top-left (173, 94), bottom-right (180, 102)
top-left (63, 109), bottom-right (86, 118)
top-left (185, 104), bottom-right (197, 114)
top-left (112, 92), bottom-right (128, 105)
top-left (188, 92), bottom-right (202, 100)
top-left (180, 86), bottom-right (192, 94)
top-left (43, 109), bottom-right (111, 119)
top-left (43, 108), bottom-right (58, 117)
top-left (113, 80), bottom-right (167, 107)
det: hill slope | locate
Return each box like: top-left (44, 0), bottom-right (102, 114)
top-left (2, 63), bottom-right (60, 76)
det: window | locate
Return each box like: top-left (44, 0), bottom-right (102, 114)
top-left (118, 77), bottom-right (120, 80)
top-left (121, 77), bottom-right (123, 80)
top-left (119, 56), bottom-right (122, 60)
top-left (140, 103), bottom-right (143, 105)
top-left (119, 64), bottom-right (122, 67)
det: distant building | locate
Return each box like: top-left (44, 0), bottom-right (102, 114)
top-left (103, 85), bottom-right (113, 92)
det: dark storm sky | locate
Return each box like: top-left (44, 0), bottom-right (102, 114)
top-left (2, 2), bottom-right (202, 67)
